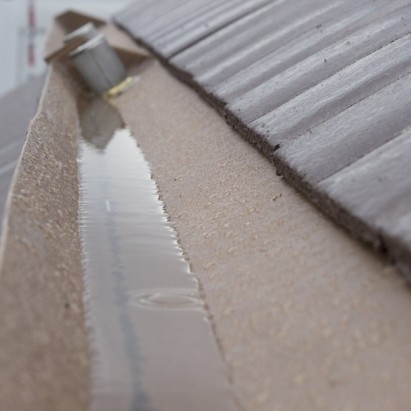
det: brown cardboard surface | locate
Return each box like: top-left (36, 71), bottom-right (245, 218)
top-left (0, 66), bottom-right (90, 411)
top-left (2, 40), bottom-right (411, 411)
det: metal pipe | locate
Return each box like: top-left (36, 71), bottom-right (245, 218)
top-left (64, 22), bottom-right (98, 44)
top-left (69, 34), bottom-right (127, 95)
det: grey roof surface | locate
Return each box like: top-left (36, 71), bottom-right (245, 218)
top-left (115, 0), bottom-right (411, 277)
top-left (0, 75), bottom-right (45, 228)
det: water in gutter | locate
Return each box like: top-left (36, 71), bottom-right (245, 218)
top-left (77, 97), bottom-right (239, 411)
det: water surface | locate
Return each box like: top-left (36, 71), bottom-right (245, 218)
top-left (78, 99), bottom-right (238, 411)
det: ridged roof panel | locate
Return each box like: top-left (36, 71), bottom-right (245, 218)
top-left (115, 0), bottom-right (411, 277)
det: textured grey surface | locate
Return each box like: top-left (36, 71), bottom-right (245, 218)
top-left (0, 75), bottom-right (45, 227)
top-left (115, 0), bottom-right (411, 277)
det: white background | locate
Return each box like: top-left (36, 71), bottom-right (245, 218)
top-left (0, 0), bottom-right (132, 97)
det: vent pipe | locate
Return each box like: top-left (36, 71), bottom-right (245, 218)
top-left (67, 29), bottom-right (127, 95)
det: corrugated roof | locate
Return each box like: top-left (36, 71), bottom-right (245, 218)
top-left (115, 0), bottom-right (411, 277)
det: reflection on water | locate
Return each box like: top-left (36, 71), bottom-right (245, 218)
top-left (130, 288), bottom-right (205, 311)
top-left (78, 98), bottom-right (238, 411)
top-left (78, 98), bottom-right (124, 150)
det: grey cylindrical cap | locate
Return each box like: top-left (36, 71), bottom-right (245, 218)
top-left (69, 34), bottom-right (127, 95)
top-left (64, 22), bottom-right (98, 44)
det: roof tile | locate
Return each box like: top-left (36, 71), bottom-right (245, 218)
top-left (115, 0), bottom-right (411, 277)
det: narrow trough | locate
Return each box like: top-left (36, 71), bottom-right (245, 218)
top-left (77, 97), bottom-right (239, 411)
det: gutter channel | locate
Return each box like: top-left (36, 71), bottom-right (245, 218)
top-left (77, 96), bottom-right (239, 411)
